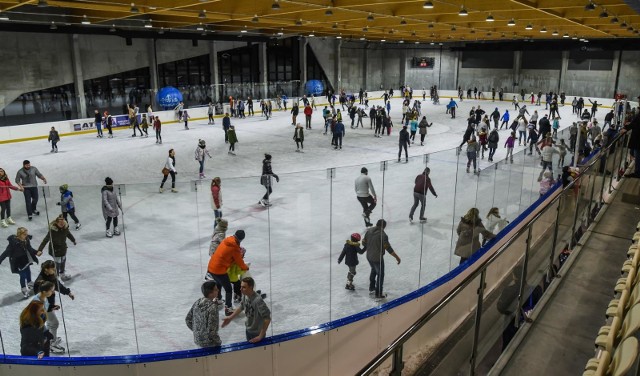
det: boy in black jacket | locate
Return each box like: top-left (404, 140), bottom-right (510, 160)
top-left (337, 233), bottom-right (365, 290)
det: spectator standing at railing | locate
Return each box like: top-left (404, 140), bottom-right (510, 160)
top-left (222, 276), bottom-right (271, 343)
top-left (622, 101), bottom-right (640, 178)
top-left (363, 219), bottom-right (401, 300)
top-left (186, 281), bottom-right (222, 348)
top-left (454, 208), bottom-right (495, 265)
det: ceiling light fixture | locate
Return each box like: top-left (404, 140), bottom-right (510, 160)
top-left (360, 36), bottom-right (366, 40)
top-left (584, 1), bottom-right (596, 11)
top-left (621, 21), bottom-right (628, 28)
top-left (252, 14), bottom-right (259, 23)
top-left (552, 30), bottom-right (558, 36)
top-left (277, 28), bottom-right (283, 35)
top-left (367, 13), bottom-right (374, 21)
top-left (423, 1), bottom-right (433, 9)
top-left (159, 27), bottom-right (165, 34)
top-left (525, 23), bottom-right (533, 30)
top-left (199, 10), bottom-right (206, 19)
top-left (430, 41), bottom-right (435, 45)
top-left (628, 26), bottom-right (634, 31)
top-left (399, 40), bottom-right (404, 43)
top-left (197, 23), bottom-right (204, 31)
top-left (308, 31), bottom-right (315, 37)
top-left (50, 21), bottom-right (57, 29)
top-left (415, 41), bottom-right (419, 44)
top-left (362, 26), bottom-right (368, 32)
top-left (507, 18), bottom-right (516, 26)
top-left (336, 34), bottom-right (342, 39)
top-left (458, 5), bottom-right (468, 16)
top-left (540, 27), bottom-right (547, 33)
top-left (411, 31), bottom-right (416, 36)
top-left (81, 15), bottom-right (90, 25)
top-left (599, 9), bottom-right (609, 18)
top-left (380, 39), bottom-right (386, 42)
top-left (428, 22), bottom-right (434, 28)
top-left (130, 3), bottom-right (139, 13)
top-left (109, 24), bottom-right (116, 32)
top-left (332, 23), bottom-right (338, 29)
top-left (240, 26), bottom-right (247, 33)
top-left (0, 12), bottom-right (9, 21)
top-left (470, 29), bottom-right (475, 34)
top-left (325, 7), bottom-right (333, 16)
top-left (572, 34), bottom-right (578, 39)
top-left (271, 0), bottom-right (280, 10)
top-left (610, 16), bottom-right (619, 24)
top-left (295, 19), bottom-right (303, 26)
top-left (400, 17), bottom-right (407, 25)
top-left (451, 25), bottom-right (456, 31)
top-left (144, 20), bottom-right (152, 28)
top-left (563, 33), bottom-right (569, 38)
top-left (486, 14), bottom-right (494, 22)
top-left (37, 0), bottom-right (48, 8)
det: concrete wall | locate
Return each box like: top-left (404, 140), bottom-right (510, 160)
top-left (519, 69), bottom-right (560, 94)
top-left (615, 50), bottom-right (640, 97)
top-left (457, 68), bottom-right (514, 93)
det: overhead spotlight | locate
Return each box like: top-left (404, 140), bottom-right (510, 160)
top-left (540, 27), bottom-right (547, 33)
top-left (37, 0), bottom-right (48, 7)
top-left (525, 23), bottom-right (533, 30)
top-left (563, 33), bottom-right (569, 38)
top-left (336, 34), bottom-right (342, 39)
top-left (428, 22), bottom-right (434, 28)
top-left (308, 31), bottom-right (315, 37)
top-left (552, 30), bottom-right (558, 36)
top-left (109, 24), bottom-right (116, 32)
top-left (599, 9), bottom-right (609, 18)
top-left (130, 3), bottom-right (139, 13)
top-left (367, 13), bottom-right (374, 21)
top-left (400, 17), bottom-right (407, 25)
top-left (507, 18), bottom-right (516, 26)
top-left (295, 19), bottom-right (303, 26)
top-left (458, 6), bottom-right (468, 16)
top-left (430, 42), bottom-right (435, 45)
top-left (451, 25), bottom-right (456, 31)
top-left (362, 26), bottom-right (368, 32)
top-left (610, 16), bottom-right (619, 23)
top-left (411, 31), bottom-right (416, 36)
top-left (199, 10), bottom-right (206, 19)
top-left (415, 41), bottom-right (419, 44)
top-left (81, 15), bottom-right (90, 25)
top-left (325, 8), bottom-right (333, 16)
top-left (572, 34), bottom-right (578, 39)
top-left (252, 14), bottom-right (259, 23)
top-left (144, 20), bottom-right (152, 28)
top-left (470, 29), bottom-right (476, 34)
top-left (380, 39), bottom-right (386, 42)
top-left (49, 21), bottom-right (57, 29)
top-left (584, 1), bottom-right (596, 11)
top-left (486, 14), bottom-right (494, 22)
top-left (240, 26), bottom-right (247, 33)
top-left (628, 26), bottom-right (634, 31)
top-left (399, 40), bottom-right (404, 43)
top-left (271, 0), bottom-right (280, 10)
top-left (0, 12), bottom-right (8, 21)
top-left (332, 23), bottom-right (338, 29)
top-left (277, 28), bottom-right (284, 35)
top-left (584, 39), bottom-right (589, 42)
top-left (621, 21), bottom-right (628, 28)
top-left (360, 36), bottom-right (366, 40)
top-left (197, 23), bottom-right (204, 31)
top-left (159, 27), bottom-right (165, 34)
top-left (423, 1), bottom-right (434, 9)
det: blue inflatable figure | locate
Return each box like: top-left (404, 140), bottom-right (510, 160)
top-left (305, 80), bottom-right (324, 96)
top-left (156, 87), bottom-right (183, 110)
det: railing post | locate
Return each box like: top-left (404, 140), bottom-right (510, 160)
top-left (389, 346), bottom-right (404, 376)
top-left (608, 136), bottom-right (622, 194)
top-left (515, 226), bottom-right (532, 328)
top-left (469, 269), bottom-right (487, 376)
top-left (548, 194), bottom-right (562, 278)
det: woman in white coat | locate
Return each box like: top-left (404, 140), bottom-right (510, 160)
top-left (160, 149), bottom-right (178, 193)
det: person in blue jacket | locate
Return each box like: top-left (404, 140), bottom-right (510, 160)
top-left (281, 95), bottom-right (288, 111)
top-left (447, 98), bottom-right (458, 118)
top-left (500, 110), bottom-right (510, 130)
top-left (333, 120), bottom-right (345, 150)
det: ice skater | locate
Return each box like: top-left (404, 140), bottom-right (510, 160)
top-left (337, 232), bottom-right (365, 291)
top-left (227, 125), bottom-right (238, 155)
top-left (102, 177), bottom-right (122, 237)
top-left (0, 227), bottom-right (41, 297)
top-left (37, 215), bottom-right (76, 281)
top-left (0, 167), bottom-right (21, 228)
top-left (363, 219), bottom-right (401, 300)
top-left (185, 281), bottom-right (222, 348)
top-left (94, 109), bottom-right (103, 138)
top-left (104, 111), bottom-right (113, 138)
top-left (398, 125), bottom-right (410, 163)
top-left (58, 184), bottom-right (80, 230)
top-left (195, 139), bottom-right (212, 179)
top-left (505, 131), bottom-right (516, 163)
top-left (355, 167), bottom-right (376, 227)
top-left (209, 218), bottom-right (227, 256)
top-left (153, 116), bottom-right (162, 144)
top-left (182, 109), bottom-right (191, 130)
top-left (15, 160), bottom-right (47, 221)
top-left (206, 230), bottom-right (249, 316)
top-left (293, 123), bottom-right (304, 152)
top-left (485, 208), bottom-right (509, 234)
top-left (409, 167), bottom-right (437, 222)
top-left (211, 177), bottom-right (222, 220)
top-left (259, 154), bottom-right (279, 207)
top-left (140, 114), bottom-right (149, 137)
top-left (48, 127), bottom-right (60, 153)
top-left (454, 208), bottom-right (495, 264)
top-left (466, 135), bottom-right (480, 174)
top-left (160, 149), bottom-right (178, 193)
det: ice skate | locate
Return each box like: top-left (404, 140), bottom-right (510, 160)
top-left (466, 167), bottom-right (470, 173)
top-left (159, 140), bottom-right (162, 144)
top-left (224, 307), bottom-right (234, 316)
top-left (259, 199), bottom-right (272, 207)
top-left (419, 218), bottom-right (427, 223)
top-left (6, 217), bottom-right (15, 225)
top-left (75, 223), bottom-right (81, 230)
top-left (50, 343), bottom-right (66, 354)
top-left (374, 293), bottom-right (388, 300)
top-left (159, 187), bottom-right (164, 193)
top-left (106, 229), bottom-right (113, 238)
top-left (171, 188), bottom-right (179, 193)
top-left (21, 287), bottom-right (30, 298)
top-left (233, 294), bottom-right (241, 303)
top-left (50, 149), bottom-right (54, 153)
top-left (0, 219), bottom-right (7, 228)
top-left (34, 211), bottom-right (40, 216)
top-left (345, 282), bottom-right (355, 291)
top-left (199, 173), bottom-right (205, 179)
top-left (409, 217), bottom-right (413, 223)
top-left (113, 226), bottom-right (121, 236)
top-left (60, 273), bottom-right (71, 281)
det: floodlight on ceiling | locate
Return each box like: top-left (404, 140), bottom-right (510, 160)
top-left (199, 10), bottom-right (206, 19)
top-left (411, 31), bottom-right (416, 36)
top-left (599, 9), bottom-right (609, 18)
top-left (159, 27), bottom-right (165, 34)
top-left (109, 24), bottom-right (116, 32)
top-left (271, 0), bottom-right (280, 10)
top-left (470, 29), bottom-right (475, 34)
top-left (525, 23), bottom-right (533, 30)
top-left (380, 39), bottom-right (386, 42)
top-left (295, 19), bottom-right (303, 26)
top-left (572, 34), bottom-right (578, 39)
top-left (277, 28), bottom-right (283, 35)
top-left (336, 34), bottom-right (341, 39)
top-left (37, 0), bottom-right (48, 8)
top-left (144, 20), bottom-right (152, 28)
top-left (621, 21), bottom-right (628, 28)
top-left (367, 13), bottom-right (374, 21)
top-left (399, 40), bottom-right (404, 43)
top-left (458, 6), bottom-right (468, 16)
top-left (308, 31), bottom-right (315, 37)
top-left (362, 27), bottom-right (368, 32)
top-left (562, 33), bottom-right (569, 38)
top-left (360, 36), bottom-right (366, 40)
top-left (428, 22), bottom-right (434, 28)
top-left (486, 14), bottom-right (494, 22)
top-left (325, 8), bottom-right (333, 16)
top-left (50, 21), bottom-right (57, 29)
top-left (0, 12), bottom-right (9, 21)
top-left (552, 30), bottom-right (558, 36)
top-left (507, 19), bottom-right (516, 26)
top-left (540, 27), bottom-right (547, 33)
top-left (628, 26), bottom-right (634, 31)
top-left (400, 17), bottom-right (407, 25)
top-left (610, 16), bottom-right (618, 23)
top-left (451, 25), bottom-right (456, 31)
top-left (240, 26), bottom-right (247, 33)
top-left (584, 1), bottom-right (596, 11)
top-left (423, 1), bottom-right (434, 9)
top-left (81, 15), bottom-right (90, 25)
top-left (252, 14), bottom-right (259, 23)
top-left (196, 23), bottom-right (204, 31)
top-left (332, 23), bottom-right (337, 29)
top-left (430, 42), bottom-right (435, 45)
top-left (130, 3), bottom-right (139, 13)
top-left (415, 41), bottom-right (419, 44)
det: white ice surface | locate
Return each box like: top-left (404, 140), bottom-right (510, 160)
top-left (0, 96), bottom-right (582, 356)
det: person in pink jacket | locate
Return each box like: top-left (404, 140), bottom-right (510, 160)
top-left (211, 177), bottom-right (222, 220)
top-left (0, 168), bottom-right (23, 227)
top-left (504, 131), bottom-right (516, 164)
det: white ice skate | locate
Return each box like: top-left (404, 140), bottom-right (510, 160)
top-left (113, 226), bottom-right (121, 236)
top-left (0, 220), bottom-right (7, 228)
top-left (106, 230), bottom-right (113, 238)
top-left (6, 217), bottom-right (15, 225)
top-left (21, 287), bottom-right (30, 298)
top-left (75, 223), bottom-right (81, 230)
top-left (259, 199), bottom-right (272, 207)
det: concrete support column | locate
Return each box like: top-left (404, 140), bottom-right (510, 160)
top-left (513, 51), bottom-right (522, 93)
top-left (558, 51), bottom-right (569, 94)
top-left (363, 46), bottom-right (368, 91)
top-left (148, 39), bottom-right (159, 108)
top-left (300, 38), bottom-right (308, 85)
top-left (334, 39), bottom-right (342, 91)
top-left (258, 41), bottom-right (268, 99)
top-left (399, 49), bottom-right (407, 87)
top-left (454, 50), bottom-right (460, 90)
top-left (611, 50), bottom-right (622, 98)
top-left (209, 41), bottom-right (220, 102)
top-left (70, 34), bottom-right (87, 118)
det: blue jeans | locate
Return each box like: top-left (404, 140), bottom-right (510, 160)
top-left (18, 267), bottom-right (31, 288)
top-left (214, 210), bottom-right (222, 219)
top-left (199, 160), bottom-right (205, 174)
top-left (368, 259), bottom-right (385, 296)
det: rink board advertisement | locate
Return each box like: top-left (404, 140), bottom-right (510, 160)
top-left (73, 114), bottom-right (141, 132)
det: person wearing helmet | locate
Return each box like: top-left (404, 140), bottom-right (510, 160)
top-left (337, 233), bottom-right (365, 291)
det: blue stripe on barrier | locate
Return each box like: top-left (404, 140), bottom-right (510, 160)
top-left (0, 183), bottom-right (562, 366)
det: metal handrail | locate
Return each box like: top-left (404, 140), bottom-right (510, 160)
top-left (357, 131), bottom-right (628, 375)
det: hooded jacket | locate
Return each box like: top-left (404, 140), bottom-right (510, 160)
top-left (101, 185), bottom-right (122, 219)
top-left (185, 297), bottom-right (221, 348)
top-left (207, 236), bottom-right (249, 275)
top-left (454, 217), bottom-right (495, 258)
top-left (338, 240), bottom-right (364, 267)
top-left (0, 176), bottom-right (19, 202)
top-left (208, 221), bottom-right (227, 256)
top-left (0, 235), bottom-right (39, 274)
top-left (60, 189), bottom-right (75, 213)
top-left (37, 220), bottom-right (76, 257)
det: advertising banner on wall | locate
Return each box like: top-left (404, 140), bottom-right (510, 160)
top-left (73, 114), bottom-right (141, 132)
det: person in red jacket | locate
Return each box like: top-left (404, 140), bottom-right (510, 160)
top-left (0, 167), bottom-right (22, 227)
top-left (303, 104), bottom-right (313, 130)
top-left (409, 167), bottom-right (438, 223)
top-left (206, 230), bottom-right (248, 315)
top-left (211, 177), bottom-right (222, 220)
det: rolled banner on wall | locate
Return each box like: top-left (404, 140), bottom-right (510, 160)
top-left (156, 86), bottom-right (183, 110)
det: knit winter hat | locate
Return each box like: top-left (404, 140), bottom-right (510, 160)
top-left (105, 177), bottom-right (113, 185)
top-left (199, 139), bottom-right (206, 146)
top-left (59, 184), bottom-right (68, 193)
top-left (235, 230), bottom-right (245, 241)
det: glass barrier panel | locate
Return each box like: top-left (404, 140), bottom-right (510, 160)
top-left (505, 148), bottom-right (526, 222)
top-left (475, 154), bottom-right (498, 235)
top-left (451, 145), bottom-right (480, 268)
